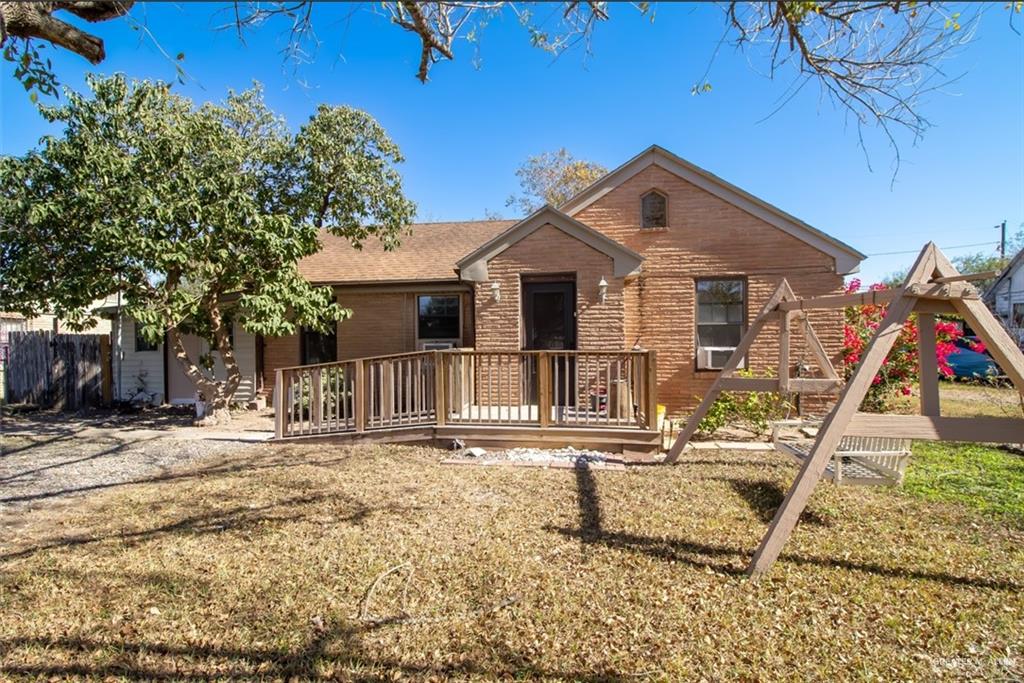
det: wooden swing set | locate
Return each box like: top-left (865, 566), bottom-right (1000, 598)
top-left (665, 243), bottom-right (1024, 578)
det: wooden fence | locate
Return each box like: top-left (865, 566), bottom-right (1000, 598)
top-left (6, 331), bottom-right (111, 410)
top-left (275, 348), bottom-right (657, 439)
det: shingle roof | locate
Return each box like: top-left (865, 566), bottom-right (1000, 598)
top-left (298, 220), bottom-right (517, 285)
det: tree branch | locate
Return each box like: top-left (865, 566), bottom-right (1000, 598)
top-left (0, 1), bottom-right (133, 64)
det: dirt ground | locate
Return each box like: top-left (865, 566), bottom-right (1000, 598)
top-left (0, 406), bottom-right (273, 525)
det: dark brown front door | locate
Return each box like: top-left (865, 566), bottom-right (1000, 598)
top-left (523, 281), bottom-right (576, 406)
top-left (523, 281), bottom-right (576, 351)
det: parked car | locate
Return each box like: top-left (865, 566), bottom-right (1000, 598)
top-left (946, 337), bottom-right (1000, 380)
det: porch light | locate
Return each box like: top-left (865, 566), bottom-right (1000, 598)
top-left (598, 277), bottom-right (608, 304)
top-left (490, 280), bottom-right (501, 302)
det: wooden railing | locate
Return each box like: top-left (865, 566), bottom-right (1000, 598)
top-left (365, 351), bottom-right (437, 429)
top-left (275, 349), bottom-right (657, 439)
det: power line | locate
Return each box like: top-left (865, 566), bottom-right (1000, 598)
top-left (864, 241), bottom-right (1000, 257)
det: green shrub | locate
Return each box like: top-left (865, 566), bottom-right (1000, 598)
top-left (694, 391), bottom-right (736, 437)
top-left (691, 370), bottom-right (793, 437)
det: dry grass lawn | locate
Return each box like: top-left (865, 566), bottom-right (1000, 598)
top-left (1, 443), bottom-right (1022, 680)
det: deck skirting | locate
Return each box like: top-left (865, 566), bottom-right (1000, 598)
top-left (273, 423), bottom-right (660, 454)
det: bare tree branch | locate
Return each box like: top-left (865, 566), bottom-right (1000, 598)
top-left (3, 1), bottom-right (1008, 172)
top-left (722, 1), bottom-right (980, 160)
top-left (0, 1), bottom-right (133, 63)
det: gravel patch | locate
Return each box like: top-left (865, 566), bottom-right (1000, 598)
top-left (0, 408), bottom-right (271, 523)
top-left (499, 446), bottom-right (611, 464)
top-left (442, 445), bottom-right (625, 469)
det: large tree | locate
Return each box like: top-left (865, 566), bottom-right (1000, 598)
top-left (0, 74), bottom-right (415, 422)
top-left (505, 148), bottom-right (607, 216)
top-left (2, 2), bottom-right (1005, 147)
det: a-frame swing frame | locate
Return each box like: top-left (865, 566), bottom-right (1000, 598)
top-left (666, 243), bottom-right (1024, 578)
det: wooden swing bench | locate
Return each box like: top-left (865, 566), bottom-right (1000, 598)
top-left (662, 243), bottom-right (1024, 578)
top-left (770, 419), bottom-right (910, 486)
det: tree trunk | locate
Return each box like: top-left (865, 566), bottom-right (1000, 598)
top-left (167, 325), bottom-right (238, 427)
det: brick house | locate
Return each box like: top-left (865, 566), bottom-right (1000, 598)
top-left (112, 145), bottom-right (863, 415)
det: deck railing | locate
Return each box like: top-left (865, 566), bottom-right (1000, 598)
top-left (274, 349), bottom-right (657, 439)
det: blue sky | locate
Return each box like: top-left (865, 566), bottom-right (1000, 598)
top-left (2, 2), bottom-right (1022, 284)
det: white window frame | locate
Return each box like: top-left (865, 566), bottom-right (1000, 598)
top-left (695, 278), bottom-right (746, 371)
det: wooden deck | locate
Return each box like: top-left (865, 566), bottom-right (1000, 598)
top-left (273, 349), bottom-right (660, 454)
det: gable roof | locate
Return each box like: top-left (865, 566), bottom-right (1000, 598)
top-left (983, 247), bottom-right (1024, 302)
top-left (559, 145), bottom-right (866, 275)
top-left (298, 220), bottom-right (516, 285)
top-left (456, 206), bottom-right (644, 282)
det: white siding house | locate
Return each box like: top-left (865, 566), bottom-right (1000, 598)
top-left (111, 316), bottom-right (166, 402)
top-left (111, 314), bottom-right (259, 405)
top-left (984, 248), bottom-right (1024, 346)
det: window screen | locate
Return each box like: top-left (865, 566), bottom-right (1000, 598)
top-left (696, 279), bottom-right (744, 350)
top-left (301, 326), bottom-right (337, 365)
top-left (418, 295), bottom-right (460, 340)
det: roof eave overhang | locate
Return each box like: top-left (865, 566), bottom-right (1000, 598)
top-left (455, 206), bottom-right (644, 282)
top-left (311, 277), bottom-right (465, 288)
top-left (983, 249), bottom-right (1024, 299)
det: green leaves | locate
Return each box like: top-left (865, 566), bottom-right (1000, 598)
top-left (691, 81), bottom-right (713, 96)
top-left (3, 38), bottom-right (59, 103)
top-left (0, 74), bottom-right (415, 397)
top-left (506, 148), bottom-right (607, 215)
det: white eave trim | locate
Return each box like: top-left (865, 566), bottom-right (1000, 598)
top-left (456, 206), bottom-right (644, 282)
top-left (560, 145), bottom-right (866, 275)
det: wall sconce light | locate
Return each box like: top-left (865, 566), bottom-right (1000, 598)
top-left (598, 277), bottom-right (608, 304)
top-left (490, 280), bottom-right (501, 302)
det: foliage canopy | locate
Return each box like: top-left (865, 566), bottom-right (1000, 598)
top-left (506, 148), bottom-right (607, 216)
top-left (0, 74), bottom-right (415, 416)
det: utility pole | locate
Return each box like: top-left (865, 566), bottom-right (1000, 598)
top-left (997, 219), bottom-right (1007, 258)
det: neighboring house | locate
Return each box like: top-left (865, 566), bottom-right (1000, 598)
top-left (108, 314), bottom-right (261, 406)
top-left (110, 145), bottom-right (865, 414)
top-left (0, 310), bottom-right (112, 336)
top-left (984, 248), bottom-right (1024, 345)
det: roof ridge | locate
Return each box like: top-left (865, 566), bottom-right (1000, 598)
top-left (409, 218), bottom-right (517, 226)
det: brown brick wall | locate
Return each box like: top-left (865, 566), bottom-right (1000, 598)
top-left (572, 165), bottom-right (844, 416)
top-left (260, 288), bottom-right (473, 393)
top-left (336, 292), bottom-right (417, 360)
top-left (261, 333), bottom-right (299, 395)
top-left (473, 223), bottom-right (626, 351)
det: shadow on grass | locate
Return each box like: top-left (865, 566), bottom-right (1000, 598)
top-left (0, 490), bottom-right (420, 562)
top-left (681, 458), bottom-right (793, 469)
top-left (0, 437), bottom-right (159, 485)
top-left (727, 479), bottom-right (830, 526)
top-left (0, 630), bottom-right (632, 681)
top-left (0, 446), bottom-right (351, 506)
top-left (549, 465), bottom-right (1020, 591)
top-left (0, 429), bottom-right (84, 458)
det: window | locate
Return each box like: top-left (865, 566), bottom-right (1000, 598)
top-left (134, 324), bottom-right (159, 352)
top-left (1013, 303), bottom-right (1024, 328)
top-left (418, 295), bottom-right (460, 341)
top-left (641, 191), bottom-right (667, 229)
top-left (301, 326), bottom-right (337, 365)
top-left (696, 279), bottom-right (745, 369)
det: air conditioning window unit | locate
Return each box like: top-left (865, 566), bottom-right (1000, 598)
top-left (696, 346), bottom-right (740, 370)
top-left (420, 340), bottom-right (457, 351)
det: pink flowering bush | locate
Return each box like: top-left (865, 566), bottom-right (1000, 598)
top-left (842, 279), bottom-right (982, 411)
